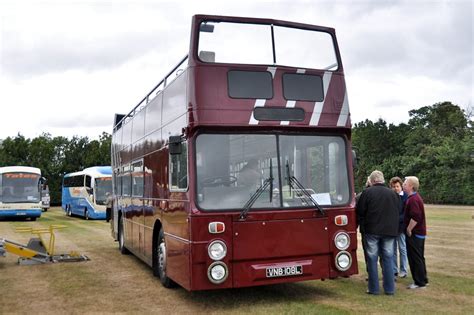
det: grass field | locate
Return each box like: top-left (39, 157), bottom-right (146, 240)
top-left (1, 205), bottom-right (473, 314)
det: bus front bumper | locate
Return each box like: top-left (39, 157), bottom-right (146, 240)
top-left (0, 209), bottom-right (42, 218)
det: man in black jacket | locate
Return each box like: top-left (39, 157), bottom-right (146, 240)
top-left (356, 170), bottom-right (400, 295)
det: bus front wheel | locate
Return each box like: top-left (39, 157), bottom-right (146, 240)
top-left (66, 205), bottom-right (72, 217)
top-left (154, 228), bottom-right (175, 288)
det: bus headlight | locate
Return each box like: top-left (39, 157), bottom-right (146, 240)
top-left (335, 251), bottom-right (352, 271)
top-left (334, 232), bottom-right (350, 250)
top-left (208, 240), bottom-right (227, 261)
top-left (208, 262), bottom-right (228, 284)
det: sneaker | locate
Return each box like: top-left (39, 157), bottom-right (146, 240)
top-left (407, 283), bottom-right (426, 289)
top-left (399, 272), bottom-right (407, 278)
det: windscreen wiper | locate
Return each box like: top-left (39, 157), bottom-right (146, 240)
top-left (239, 160), bottom-right (274, 221)
top-left (285, 161), bottom-right (325, 215)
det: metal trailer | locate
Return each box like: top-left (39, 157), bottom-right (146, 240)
top-left (0, 225), bottom-right (89, 265)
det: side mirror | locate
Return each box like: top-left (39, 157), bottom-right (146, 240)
top-left (169, 136), bottom-right (182, 155)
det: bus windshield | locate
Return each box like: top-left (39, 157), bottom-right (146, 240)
top-left (196, 134), bottom-right (350, 211)
top-left (0, 172), bottom-right (41, 203)
top-left (198, 21), bottom-right (338, 70)
top-left (95, 177), bottom-right (112, 205)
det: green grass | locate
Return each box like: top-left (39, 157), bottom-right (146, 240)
top-left (0, 205), bottom-right (473, 314)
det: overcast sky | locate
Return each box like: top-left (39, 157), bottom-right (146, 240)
top-left (0, 0), bottom-right (472, 140)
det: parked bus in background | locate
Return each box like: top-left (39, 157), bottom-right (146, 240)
top-left (0, 166), bottom-right (44, 220)
top-left (40, 182), bottom-right (50, 211)
top-left (62, 166), bottom-right (112, 220)
top-left (111, 15), bottom-right (357, 291)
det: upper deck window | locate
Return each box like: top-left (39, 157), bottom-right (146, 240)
top-left (198, 21), bottom-right (338, 71)
top-left (228, 70), bottom-right (273, 99)
top-left (283, 73), bottom-right (324, 101)
top-left (199, 22), bottom-right (273, 65)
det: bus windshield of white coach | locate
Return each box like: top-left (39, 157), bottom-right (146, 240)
top-left (0, 172), bottom-right (41, 203)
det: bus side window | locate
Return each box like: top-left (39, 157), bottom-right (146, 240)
top-left (122, 172), bottom-right (131, 196)
top-left (85, 175), bottom-right (92, 194)
top-left (117, 174), bottom-right (122, 196)
top-left (132, 161), bottom-right (144, 197)
top-left (113, 169), bottom-right (121, 196)
top-left (170, 141), bottom-right (188, 191)
top-left (85, 175), bottom-right (92, 188)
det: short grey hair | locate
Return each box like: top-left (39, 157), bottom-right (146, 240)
top-left (369, 170), bottom-right (385, 184)
top-left (405, 176), bottom-right (420, 191)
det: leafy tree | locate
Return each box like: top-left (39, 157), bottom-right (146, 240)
top-left (0, 134), bottom-right (30, 166)
top-left (352, 101), bottom-right (473, 204)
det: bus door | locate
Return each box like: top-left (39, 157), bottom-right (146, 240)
top-left (131, 160), bottom-right (145, 255)
top-left (84, 175), bottom-right (94, 214)
top-left (121, 166), bottom-right (133, 250)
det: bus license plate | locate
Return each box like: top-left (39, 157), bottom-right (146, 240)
top-left (266, 265), bottom-right (303, 278)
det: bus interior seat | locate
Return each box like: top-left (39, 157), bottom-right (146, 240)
top-left (199, 51), bottom-right (215, 62)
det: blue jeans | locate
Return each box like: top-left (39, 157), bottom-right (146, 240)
top-left (393, 232), bottom-right (408, 275)
top-left (364, 234), bottom-right (396, 294)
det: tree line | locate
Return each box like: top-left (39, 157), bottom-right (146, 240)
top-left (0, 132), bottom-right (111, 204)
top-left (352, 102), bottom-right (473, 204)
top-left (0, 102), bottom-right (472, 205)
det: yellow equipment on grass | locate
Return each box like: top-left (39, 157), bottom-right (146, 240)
top-left (0, 224), bottom-right (89, 265)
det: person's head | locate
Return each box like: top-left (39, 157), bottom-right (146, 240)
top-left (369, 170), bottom-right (384, 185)
top-left (389, 176), bottom-right (403, 194)
top-left (365, 176), bottom-right (372, 188)
top-left (403, 176), bottom-right (419, 195)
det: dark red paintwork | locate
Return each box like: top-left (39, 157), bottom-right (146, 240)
top-left (111, 14), bottom-right (358, 291)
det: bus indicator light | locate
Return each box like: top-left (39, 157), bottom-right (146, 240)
top-left (209, 222), bottom-right (225, 234)
top-left (335, 215), bottom-right (348, 226)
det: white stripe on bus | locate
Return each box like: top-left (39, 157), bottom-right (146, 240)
top-left (281, 69), bottom-right (305, 125)
top-left (336, 89), bottom-right (350, 126)
top-left (249, 67), bottom-right (277, 125)
top-left (309, 71), bottom-right (332, 126)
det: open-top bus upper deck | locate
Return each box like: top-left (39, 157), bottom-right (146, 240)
top-left (188, 15), bottom-right (350, 130)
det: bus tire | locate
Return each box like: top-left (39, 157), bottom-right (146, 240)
top-left (153, 228), bottom-right (175, 288)
top-left (118, 215), bottom-right (130, 255)
top-left (66, 205), bottom-right (72, 217)
top-left (84, 208), bottom-right (89, 220)
top-left (31, 217), bottom-right (37, 221)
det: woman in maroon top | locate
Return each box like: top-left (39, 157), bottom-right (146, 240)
top-left (403, 176), bottom-right (429, 289)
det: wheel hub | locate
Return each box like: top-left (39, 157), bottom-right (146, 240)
top-left (158, 242), bottom-right (167, 275)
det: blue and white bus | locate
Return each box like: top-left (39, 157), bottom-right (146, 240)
top-left (0, 166), bottom-right (44, 220)
top-left (62, 166), bottom-right (112, 220)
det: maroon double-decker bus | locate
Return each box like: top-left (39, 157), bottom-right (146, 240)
top-left (111, 14), bottom-right (357, 291)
